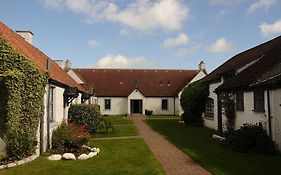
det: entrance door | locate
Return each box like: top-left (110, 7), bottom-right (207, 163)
top-left (130, 100), bottom-right (143, 114)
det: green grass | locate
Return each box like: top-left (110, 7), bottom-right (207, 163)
top-left (0, 139), bottom-right (165, 175)
top-left (145, 119), bottom-right (281, 175)
top-left (93, 116), bottom-right (138, 138)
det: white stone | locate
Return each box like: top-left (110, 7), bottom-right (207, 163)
top-left (48, 154), bottom-right (62, 161)
top-left (78, 154), bottom-right (90, 160)
top-left (82, 145), bottom-right (92, 151)
top-left (96, 148), bottom-right (100, 154)
top-left (88, 152), bottom-right (97, 158)
top-left (62, 153), bottom-right (76, 160)
top-left (7, 162), bottom-right (17, 168)
top-left (91, 148), bottom-right (97, 152)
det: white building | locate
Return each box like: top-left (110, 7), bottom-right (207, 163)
top-left (69, 63), bottom-right (206, 116)
top-left (0, 22), bottom-right (89, 155)
top-left (203, 35), bottom-right (281, 148)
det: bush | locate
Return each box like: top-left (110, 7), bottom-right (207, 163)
top-left (180, 81), bottom-right (209, 126)
top-left (224, 124), bottom-right (278, 154)
top-left (145, 109), bottom-right (153, 116)
top-left (68, 104), bottom-right (101, 133)
top-left (52, 122), bottom-right (90, 154)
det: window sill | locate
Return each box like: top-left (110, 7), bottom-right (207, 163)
top-left (50, 121), bottom-right (58, 128)
top-left (252, 109), bottom-right (265, 113)
top-left (203, 116), bottom-right (214, 121)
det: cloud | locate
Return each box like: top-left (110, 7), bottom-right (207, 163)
top-left (88, 39), bottom-right (99, 47)
top-left (42, 0), bottom-right (190, 32)
top-left (207, 38), bottom-right (235, 53)
top-left (247, 0), bottom-right (276, 13)
top-left (259, 19), bottom-right (281, 36)
top-left (176, 44), bottom-right (202, 57)
top-left (209, 0), bottom-right (241, 6)
top-left (93, 54), bottom-right (149, 68)
top-left (161, 33), bottom-right (189, 48)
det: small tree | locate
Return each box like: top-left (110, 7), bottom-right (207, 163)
top-left (180, 80), bottom-right (209, 126)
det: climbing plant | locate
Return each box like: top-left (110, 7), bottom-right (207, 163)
top-left (0, 38), bottom-right (47, 159)
top-left (221, 93), bottom-right (236, 133)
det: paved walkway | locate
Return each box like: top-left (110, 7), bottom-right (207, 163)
top-left (130, 114), bottom-right (211, 175)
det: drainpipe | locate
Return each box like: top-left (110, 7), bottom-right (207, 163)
top-left (173, 97), bottom-right (176, 116)
top-left (46, 59), bottom-right (51, 150)
top-left (267, 89), bottom-right (272, 140)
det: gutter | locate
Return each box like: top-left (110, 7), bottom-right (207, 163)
top-left (267, 89), bottom-right (273, 139)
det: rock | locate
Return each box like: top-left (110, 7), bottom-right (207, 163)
top-left (88, 152), bottom-right (97, 158)
top-left (212, 134), bottom-right (225, 141)
top-left (62, 153), bottom-right (76, 160)
top-left (48, 154), bottom-right (62, 161)
top-left (78, 154), bottom-right (90, 160)
top-left (91, 148), bottom-right (97, 152)
top-left (82, 145), bottom-right (92, 151)
top-left (96, 148), bottom-right (100, 154)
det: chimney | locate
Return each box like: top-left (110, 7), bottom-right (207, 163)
top-left (64, 59), bottom-right (72, 71)
top-left (54, 60), bottom-right (64, 68)
top-left (199, 61), bottom-right (205, 71)
top-left (16, 31), bottom-right (34, 45)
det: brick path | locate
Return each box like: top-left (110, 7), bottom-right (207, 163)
top-left (130, 114), bottom-right (211, 175)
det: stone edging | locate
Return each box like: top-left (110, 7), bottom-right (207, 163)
top-left (0, 154), bottom-right (38, 170)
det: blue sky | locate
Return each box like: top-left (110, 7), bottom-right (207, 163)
top-left (1, 0), bottom-right (281, 72)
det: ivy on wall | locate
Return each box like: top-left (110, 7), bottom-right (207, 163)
top-left (0, 38), bottom-right (47, 159)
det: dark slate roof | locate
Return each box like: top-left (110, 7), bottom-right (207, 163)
top-left (73, 69), bottom-right (200, 97)
top-left (205, 35), bottom-right (281, 82)
top-left (216, 39), bottom-right (281, 92)
top-left (0, 21), bottom-right (86, 92)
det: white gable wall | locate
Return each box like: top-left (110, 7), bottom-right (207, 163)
top-left (272, 88), bottom-right (281, 147)
top-left (128, 89), bottom-right (145, 114)
top-left (203, 80), bottom-right (223, 130)
top-left (67, 70), bottom-right (85, 84)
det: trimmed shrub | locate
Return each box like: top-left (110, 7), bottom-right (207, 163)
top-left (145, 109), bottom-right (153, 116)
top-left (224, 124), bottom-right (278, 154)
top-left (180, 81), bottom-right (209, 126)
top-left (52, 123), bottom-right (90, 154)
top-left (68, 104), bottom-right (101, 133)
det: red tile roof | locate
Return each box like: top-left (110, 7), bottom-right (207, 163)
top-left (0, 22), bottom-right (85, 92)
top-left (205, 35), bottom-right (281, 82)
top-left (73, 69), bottom-right (200, 97)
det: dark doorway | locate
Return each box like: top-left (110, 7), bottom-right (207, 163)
top-left (130, 100), bottom-right (143, 114)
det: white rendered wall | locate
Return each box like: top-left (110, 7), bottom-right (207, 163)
top-left (203, 80), bottom-right (223, 130)
top-left (145, 97), bottom-right (177, 115)
top-left (98, 97), bottom-right (128, 115)
top-left (270, 89), bottom-right (281, 148)
top-left (230, 91), bottom-right (268, 131)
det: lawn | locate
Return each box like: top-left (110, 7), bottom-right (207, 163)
top-left (145, 119), bottom-right (281, 175)
top-left (0, 139), bottom-right (164, 175)
top-left (92, 116), bottom-right (139, 138)
top-left (147, 115), bottom-right (180, 119)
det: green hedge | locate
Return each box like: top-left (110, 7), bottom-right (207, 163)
top-left (180, 80), bottom-right (209, 126)
top-left (0, 38), bottom-right (46, 159)
top-left (68, 104), bottom-right (101, 133)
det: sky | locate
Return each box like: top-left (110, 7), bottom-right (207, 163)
top-left (0, 0), bottom-right (281, 72)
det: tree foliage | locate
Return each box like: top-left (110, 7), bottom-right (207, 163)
top-left (180, 80), bottom-right (209, 126)
top-left (0, 38), bottom-right (46, 159)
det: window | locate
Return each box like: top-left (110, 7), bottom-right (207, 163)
top-left (254, 90), bottom-right (265, 112)
top-left (236, 91), bottom-right (244, 111)
top-left (49, 86), bottom-right (55, 122)
top-left (162, 99), bottom-right (168, 110)
top-left (104, 99), bottom-right (111, 110)
top-left (205, 98), bottom-right (214, 118)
